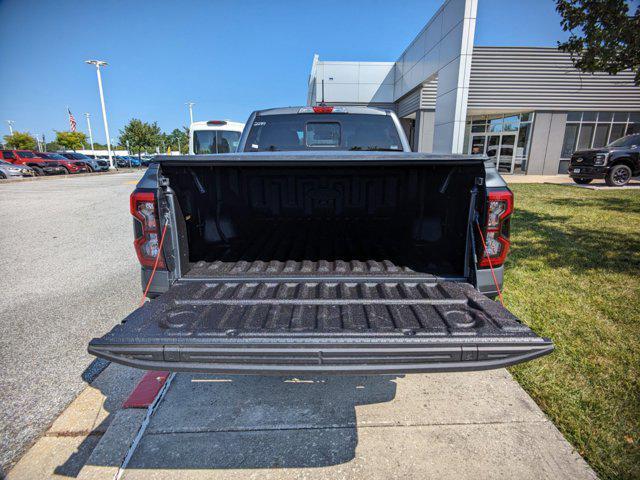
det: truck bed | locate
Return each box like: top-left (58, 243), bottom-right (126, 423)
top-left (184, 218), bottom-right (455, 279)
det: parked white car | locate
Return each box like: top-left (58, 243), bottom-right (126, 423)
top-left (189, 120), bottom-right (245, 154)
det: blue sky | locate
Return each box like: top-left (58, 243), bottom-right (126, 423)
top-left (0, 0), bottom-right (569, 143)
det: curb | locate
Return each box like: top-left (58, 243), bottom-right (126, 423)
top-left (0, 168), bottom-right (143, 184)
top-left (77, 372), bottom-right (174, 480)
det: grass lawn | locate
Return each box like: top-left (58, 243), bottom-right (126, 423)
top-left (504, 184), bottom-right (640, 480)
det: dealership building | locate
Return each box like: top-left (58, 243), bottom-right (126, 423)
top-left (306, 0), bottom-right (640, 174)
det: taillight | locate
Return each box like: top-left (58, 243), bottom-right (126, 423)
top-left (479, 189), bottom-right (513, 268)
top-left (130, 191), bottom-right (166, 269)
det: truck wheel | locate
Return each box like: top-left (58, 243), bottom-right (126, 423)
top-left (61, 167), bottom-right (69, 175)
top-left (605, 164), bottom-right (632, 187)
top-left (32, 166), bottom-right (44, 176)
top-left (573, 178), bottom-right (593, 185)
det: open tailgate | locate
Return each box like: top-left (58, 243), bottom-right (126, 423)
top-left (89, 278), bottom-right (552, 374)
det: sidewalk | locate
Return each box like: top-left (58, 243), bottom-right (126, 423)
top-left (504, 173), bottom-right (640, 187)
top-left (8, 366), bottom-right (597, 479)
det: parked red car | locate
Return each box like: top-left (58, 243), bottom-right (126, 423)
top-left (0, 150), bottom-right (65, 176)
top-left (38, 152), bottom-right (89, 174)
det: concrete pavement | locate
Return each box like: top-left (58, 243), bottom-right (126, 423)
top-left (0, 171), bottom-right (143, 473)
top-left (73, 370), bottom-right (596, 480)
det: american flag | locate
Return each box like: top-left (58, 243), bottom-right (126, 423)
top-left (68, 108), bottom-right (77, 132)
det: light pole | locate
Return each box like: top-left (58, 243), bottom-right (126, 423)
top-left (6, 120), bottom-right (15, 135)
top-left (85, 60), bottom-right (114, 169)
top-left (84, 113), bottom-right (95, 155)
top-left (185, 102), bottom-right (195, 125)
top-left (177, 136), bottom-right (181, 154)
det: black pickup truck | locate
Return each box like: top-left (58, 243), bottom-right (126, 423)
top-left (89, 106), bottom-right (552, 374)
top-left (569, 133), bottom-right (640, 186)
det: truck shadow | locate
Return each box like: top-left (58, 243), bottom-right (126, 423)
top-left (55, 368), bottom-right (401, 474)
top-left (130, 374), bottom-right (400, 469)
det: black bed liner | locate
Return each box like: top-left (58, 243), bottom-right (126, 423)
top-left (89, 278), bottom-right (552, 374)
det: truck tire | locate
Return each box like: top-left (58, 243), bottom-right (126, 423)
top-left (61, 167), bottom-right (69, 175)
top-left (32, 166), bottom-right (44, 176)
top-left (605, 164), bottom-right (632, 187)
top-left (573, 178), bottom-right (593, 185)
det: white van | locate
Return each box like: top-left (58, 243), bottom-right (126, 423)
top-left (189, 120), bottom-right (245, 154)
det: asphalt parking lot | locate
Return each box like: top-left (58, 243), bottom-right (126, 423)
top-left (2, 172), bottom-right (597, 479)
top-left (0, 172), bottom-right (143, 473)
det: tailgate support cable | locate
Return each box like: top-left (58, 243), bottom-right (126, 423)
top-left (474, 219), bottom-right (505, 306)
top-left (140, 220), bottom-right (169, 307)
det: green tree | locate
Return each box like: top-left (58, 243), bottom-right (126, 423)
top-left (556, 0), bottom-right (640, 84)
top-left (3, 131), bottom-right (37, 150)
top-left (166, 127), bottom-right (189, 153)
top-left (55, 131), bottom-right (88, 151)
top-left (45, 142), bottom-right (62, 152)
top-left (119, 119), bottom-right (162, 157)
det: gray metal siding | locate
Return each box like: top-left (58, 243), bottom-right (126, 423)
top-left (468, 47), bottom-right (640, 110)
top-left (397, 89), bottom-right (421, 117)
top-left (414, 47), bottom-right (640, 111)
top-left (420, 80), bottom-right (437, 109)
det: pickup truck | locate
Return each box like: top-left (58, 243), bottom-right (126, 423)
top-left (568, 133), bottom-right (640, 186)
top-left (89, 106), bottom-right (553, 374)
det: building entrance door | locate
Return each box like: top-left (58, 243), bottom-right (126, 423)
top-left (470, 133), bottom-right (517, 173)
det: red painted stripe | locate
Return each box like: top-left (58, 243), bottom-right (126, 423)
top-left (122, 371), bottom-right (170, 409)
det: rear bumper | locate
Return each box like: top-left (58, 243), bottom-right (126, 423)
top-left (88, 336), bottom-right (553, 375)
top-left (568, 165), bottom-right (607, 179)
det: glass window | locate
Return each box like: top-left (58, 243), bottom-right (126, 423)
top-left (517, 123), bottom-right (531, 157)
top-left (520, 112), bottom-right (533, 122)
top-left (561, 124), bottom-right (579, 157)
top-left (609, 124), bottom-right (626, 143)
top-left (613, 112), bottom-right (629, 122)
top-left (306, 123), bottom-right (340, 147)
top-left (503, 122), bottom-right (519, 132)
top-left (598, 112), bottom-right (613, 122)
top-left (577, 124), bottom-right (595, 150)
top-left (592, 124), bottom-right (610, 148)
top-left (244, 114), bottom-right (402, 152)
top-left (17, 151), bottom-right (35, 158)
top-left (471, 124), bottom-right (486, 133)
top-left (609, 134), bottom-right (640, 147)
top-left (629, 112), bottom-right (640, 122)
top-left (216, 131), bottom-right (241, 153)
top-left (627, 123), bottom-right (640, 135)
top-left (567, 112), bottom-right (582, 122)
top-left (470, 136), bottom-right (486, 155)
top-left (488, 123), bottom-right (503, 133)
top-left (193, 131), bottom-right (216, 154)
top-left (582, 112), bottom-right (597, 122)
top-left (3, 151), bottom-right (15, 159)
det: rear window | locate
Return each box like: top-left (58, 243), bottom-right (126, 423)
top-left (244, 113), bottom-right (402, 152)
top-left (193, 130), bottom-right (241, 154)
